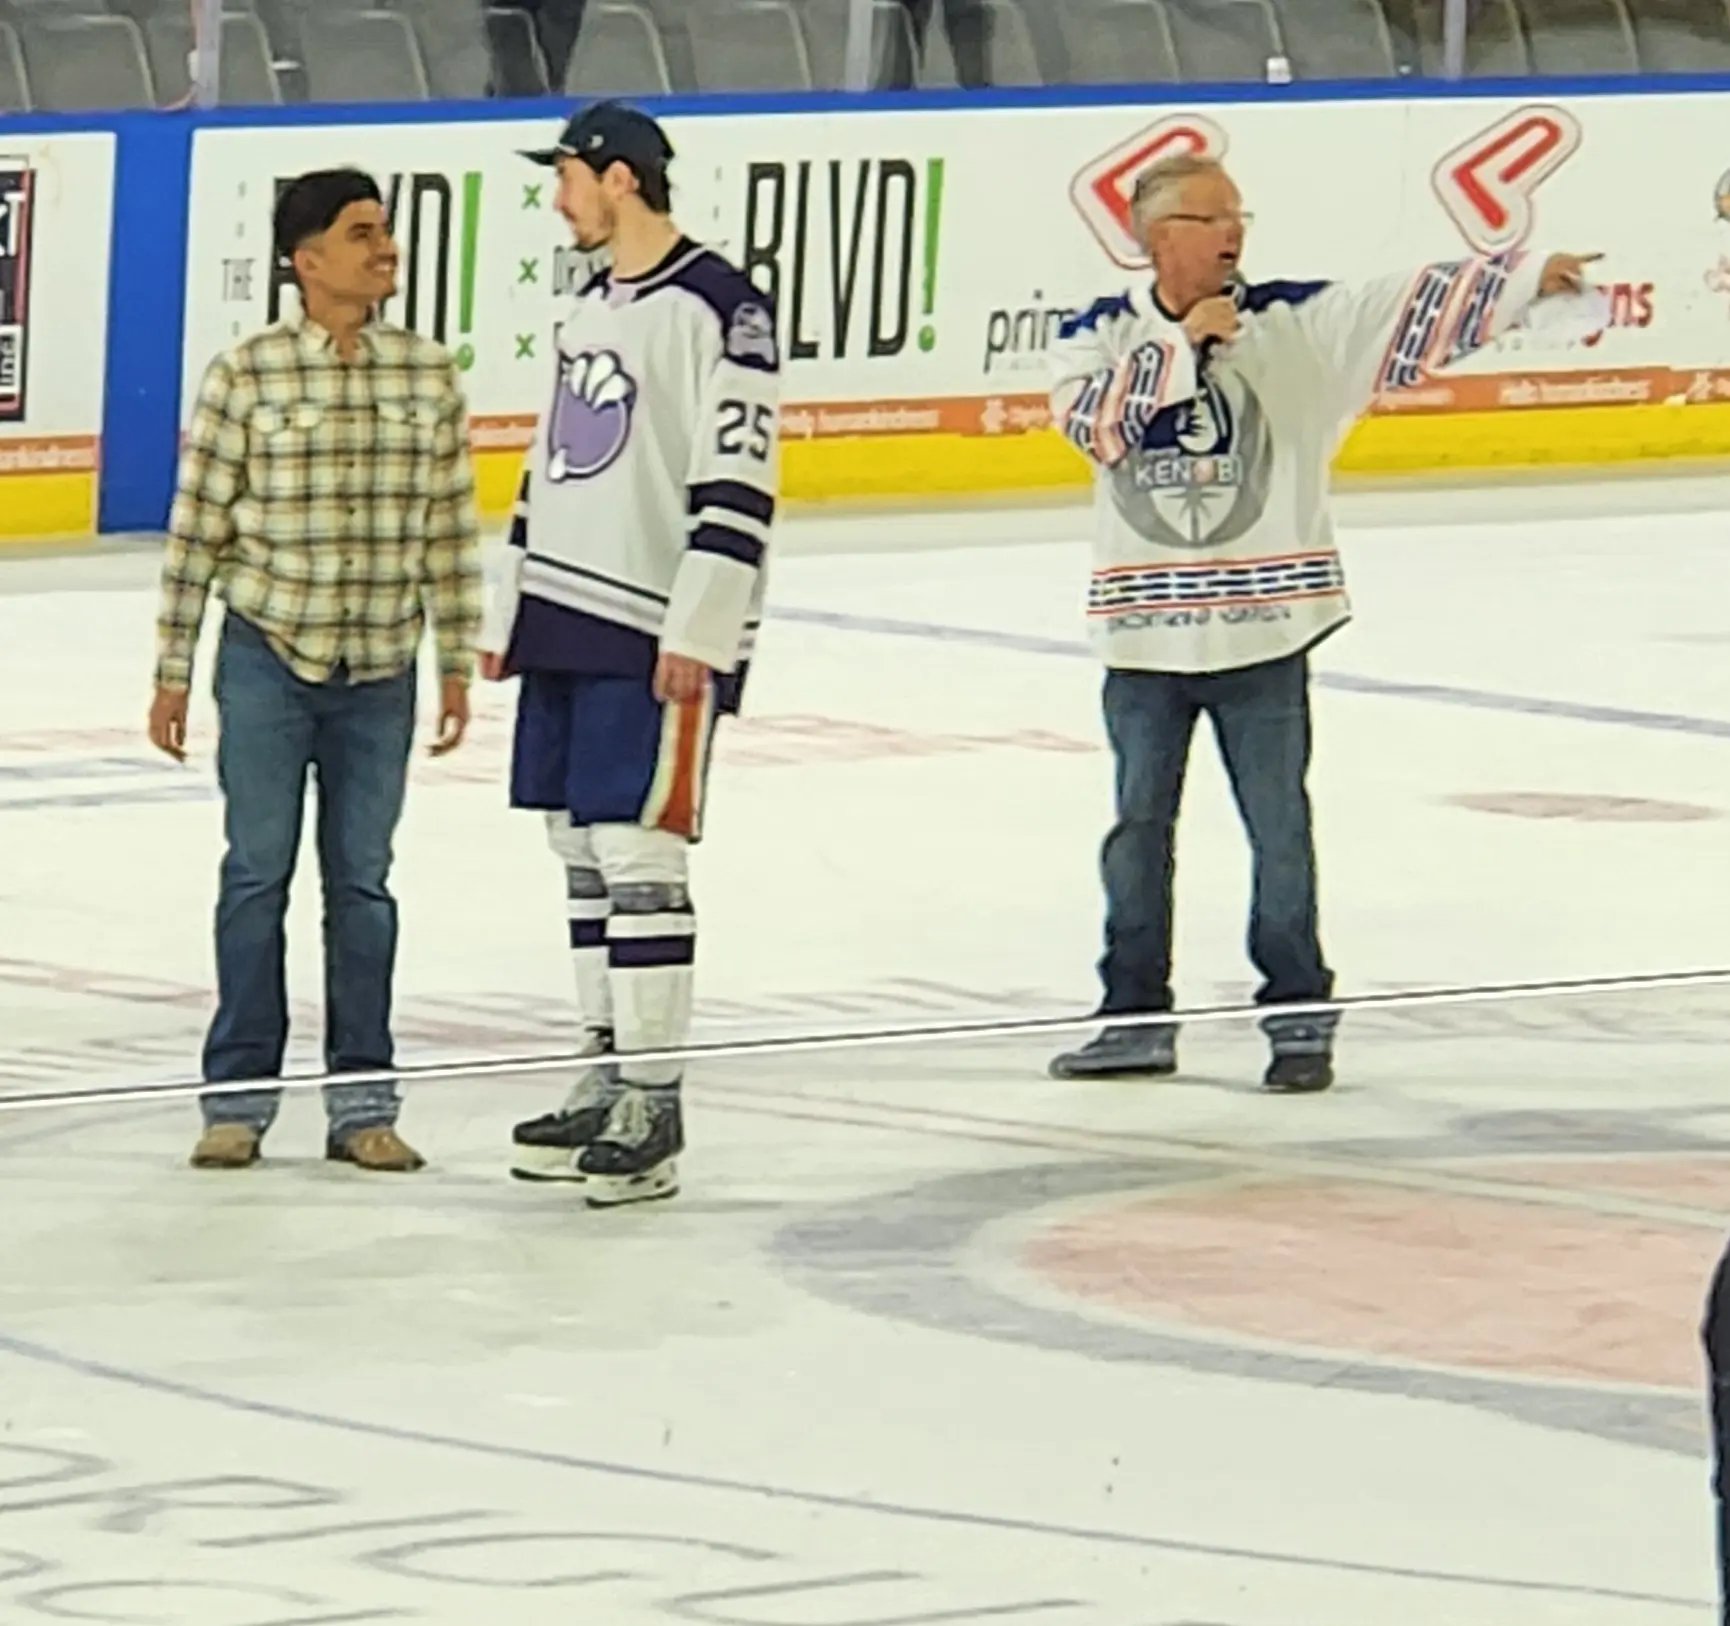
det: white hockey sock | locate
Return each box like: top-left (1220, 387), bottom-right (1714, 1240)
top-left (544, 812), bottom-right (613, 1040)
top-left (588, 824), bottom-right (694, 1089)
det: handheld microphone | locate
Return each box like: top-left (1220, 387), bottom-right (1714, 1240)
top-left (1197, 271), bottom-right (1246, 369)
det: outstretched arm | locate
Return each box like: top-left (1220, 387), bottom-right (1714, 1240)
top-left (1294, 250), bottom-right (1601, 423)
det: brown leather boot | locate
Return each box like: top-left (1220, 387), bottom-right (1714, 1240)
top-left (190, 1123), bottom-right (262, 1168)
top-left (326, 1125), bottom-right (425, 1172)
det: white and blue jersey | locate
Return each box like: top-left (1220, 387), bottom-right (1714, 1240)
top-left (485, 236), bottom-right (780, 714)
top-left (1049, 253), bottom-right (1548, 674)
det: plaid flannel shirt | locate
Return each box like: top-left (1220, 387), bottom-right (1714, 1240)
top-left (155, 314), bottom-right (483, 691)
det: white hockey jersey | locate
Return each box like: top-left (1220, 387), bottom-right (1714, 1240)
top-left (484, 236), bottom-right (780, 712)
top-left (1050, 251), bottom-right (1549, 674)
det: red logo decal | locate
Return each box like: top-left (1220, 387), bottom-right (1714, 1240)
top-left (1071, 116), bottom-right (1230, 269)
top-left (1431, 105), bottom-right (1582, 254)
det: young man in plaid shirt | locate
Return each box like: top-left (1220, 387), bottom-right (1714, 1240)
top-left (149, 168), bottom-right (483, 1172)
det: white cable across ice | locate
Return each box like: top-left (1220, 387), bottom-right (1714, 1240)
top-left (4, 964), bottom-right (1730, 1115)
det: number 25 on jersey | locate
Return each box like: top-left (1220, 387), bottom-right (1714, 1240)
top-left (716, 400), bottom-right (773, 461)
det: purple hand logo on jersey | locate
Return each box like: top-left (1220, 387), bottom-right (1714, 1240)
top-left (546, 341), bottom-right (637, 483)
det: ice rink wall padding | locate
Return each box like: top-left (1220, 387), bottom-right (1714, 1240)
top-left (2, 75), bottom-right (1730, 542)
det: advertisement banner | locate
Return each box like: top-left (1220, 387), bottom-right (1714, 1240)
top-left (0, 157), bottom-right (37, 424)
top-left (0, 133), bottom-right (114, 539)
top-left (182, 95), bottom-right (1730, 511)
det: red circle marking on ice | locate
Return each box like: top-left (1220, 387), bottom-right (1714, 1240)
top-left (1022, 1166), bottom-right (1730, 1389)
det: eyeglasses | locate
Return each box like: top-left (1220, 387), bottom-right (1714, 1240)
top-left (1160, 211), bottom-right (1255, 229)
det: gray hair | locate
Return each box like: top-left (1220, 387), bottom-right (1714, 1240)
top-left (1129, 153), bottom-right (1226, 240)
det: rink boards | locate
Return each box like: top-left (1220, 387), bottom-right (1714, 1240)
top-left (10, 78), bottom-right (1730, 538)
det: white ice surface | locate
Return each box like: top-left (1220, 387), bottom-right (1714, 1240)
top-left (0, 488), bottom-right (1725, 1624)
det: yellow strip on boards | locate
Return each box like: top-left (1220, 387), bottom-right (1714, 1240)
top-left (1337, 401), bottom-right (1730, 474)
top-left (473, 435), bottom-right (1084, 520)
top-left (783, 431), bottom-right (1089, 501)
top-left (0, 472), bottom-right (98, 542)
top-left (473, 450), bottom-right (527, 523)
top-left (777, 404), bottom-right (1730, 504)
top-left (471, 402), bottom-right (1730, 523)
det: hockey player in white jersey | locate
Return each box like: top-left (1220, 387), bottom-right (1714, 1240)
top-left (1046, 151), bottom-right (1599, 1091)
top-left (480, 101), bottom-right (779, 1206)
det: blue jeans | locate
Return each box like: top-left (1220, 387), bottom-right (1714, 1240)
top-left (1097, 652), bottom-right (1336, 1054)
top-left (200, 613), bottom-right (416, 1136)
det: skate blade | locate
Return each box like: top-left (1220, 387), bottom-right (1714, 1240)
top-left (583, 1162), bottom-right (678, 1209)
top-left (510, 1144), bottom-right (587, 1183)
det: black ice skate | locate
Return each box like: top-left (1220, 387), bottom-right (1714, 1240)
top-left (577, 1085), bottom-right (683, 1209)
top-left (510, 1028), bottom-right (618, 1182)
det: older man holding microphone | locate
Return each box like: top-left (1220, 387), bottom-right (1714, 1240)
top-left (1047, 151), bottom-right (1599, 1091)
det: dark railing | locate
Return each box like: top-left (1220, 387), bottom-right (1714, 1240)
top-left (0, 0), bottom-right (1724, 113)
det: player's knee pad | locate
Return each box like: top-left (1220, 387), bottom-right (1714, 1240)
top-left (608, 881), bottom-right (690, 917)
top-left (588, 825), bottom-right (689, 911)
top-left (589, 826), bottom-right (691, 1086)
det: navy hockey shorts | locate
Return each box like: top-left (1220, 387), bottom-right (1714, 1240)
top-left (509, 670), bottom-right (719, 841)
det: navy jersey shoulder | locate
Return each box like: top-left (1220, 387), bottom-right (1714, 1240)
top-left (1238, 277), bottom-right (1330, 314)
top-left (665, 246), bottom-right (780, 373)
top-left (1058, 293), bottom-right (1133, 341)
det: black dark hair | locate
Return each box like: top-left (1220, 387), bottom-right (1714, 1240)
top-left (633, 164), bottom-right (672, 214)
top-left (273, 168), bottom-right (383, 269)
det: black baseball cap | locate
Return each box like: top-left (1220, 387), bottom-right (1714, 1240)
top-left (520, 100), bottom-right (674, 179)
